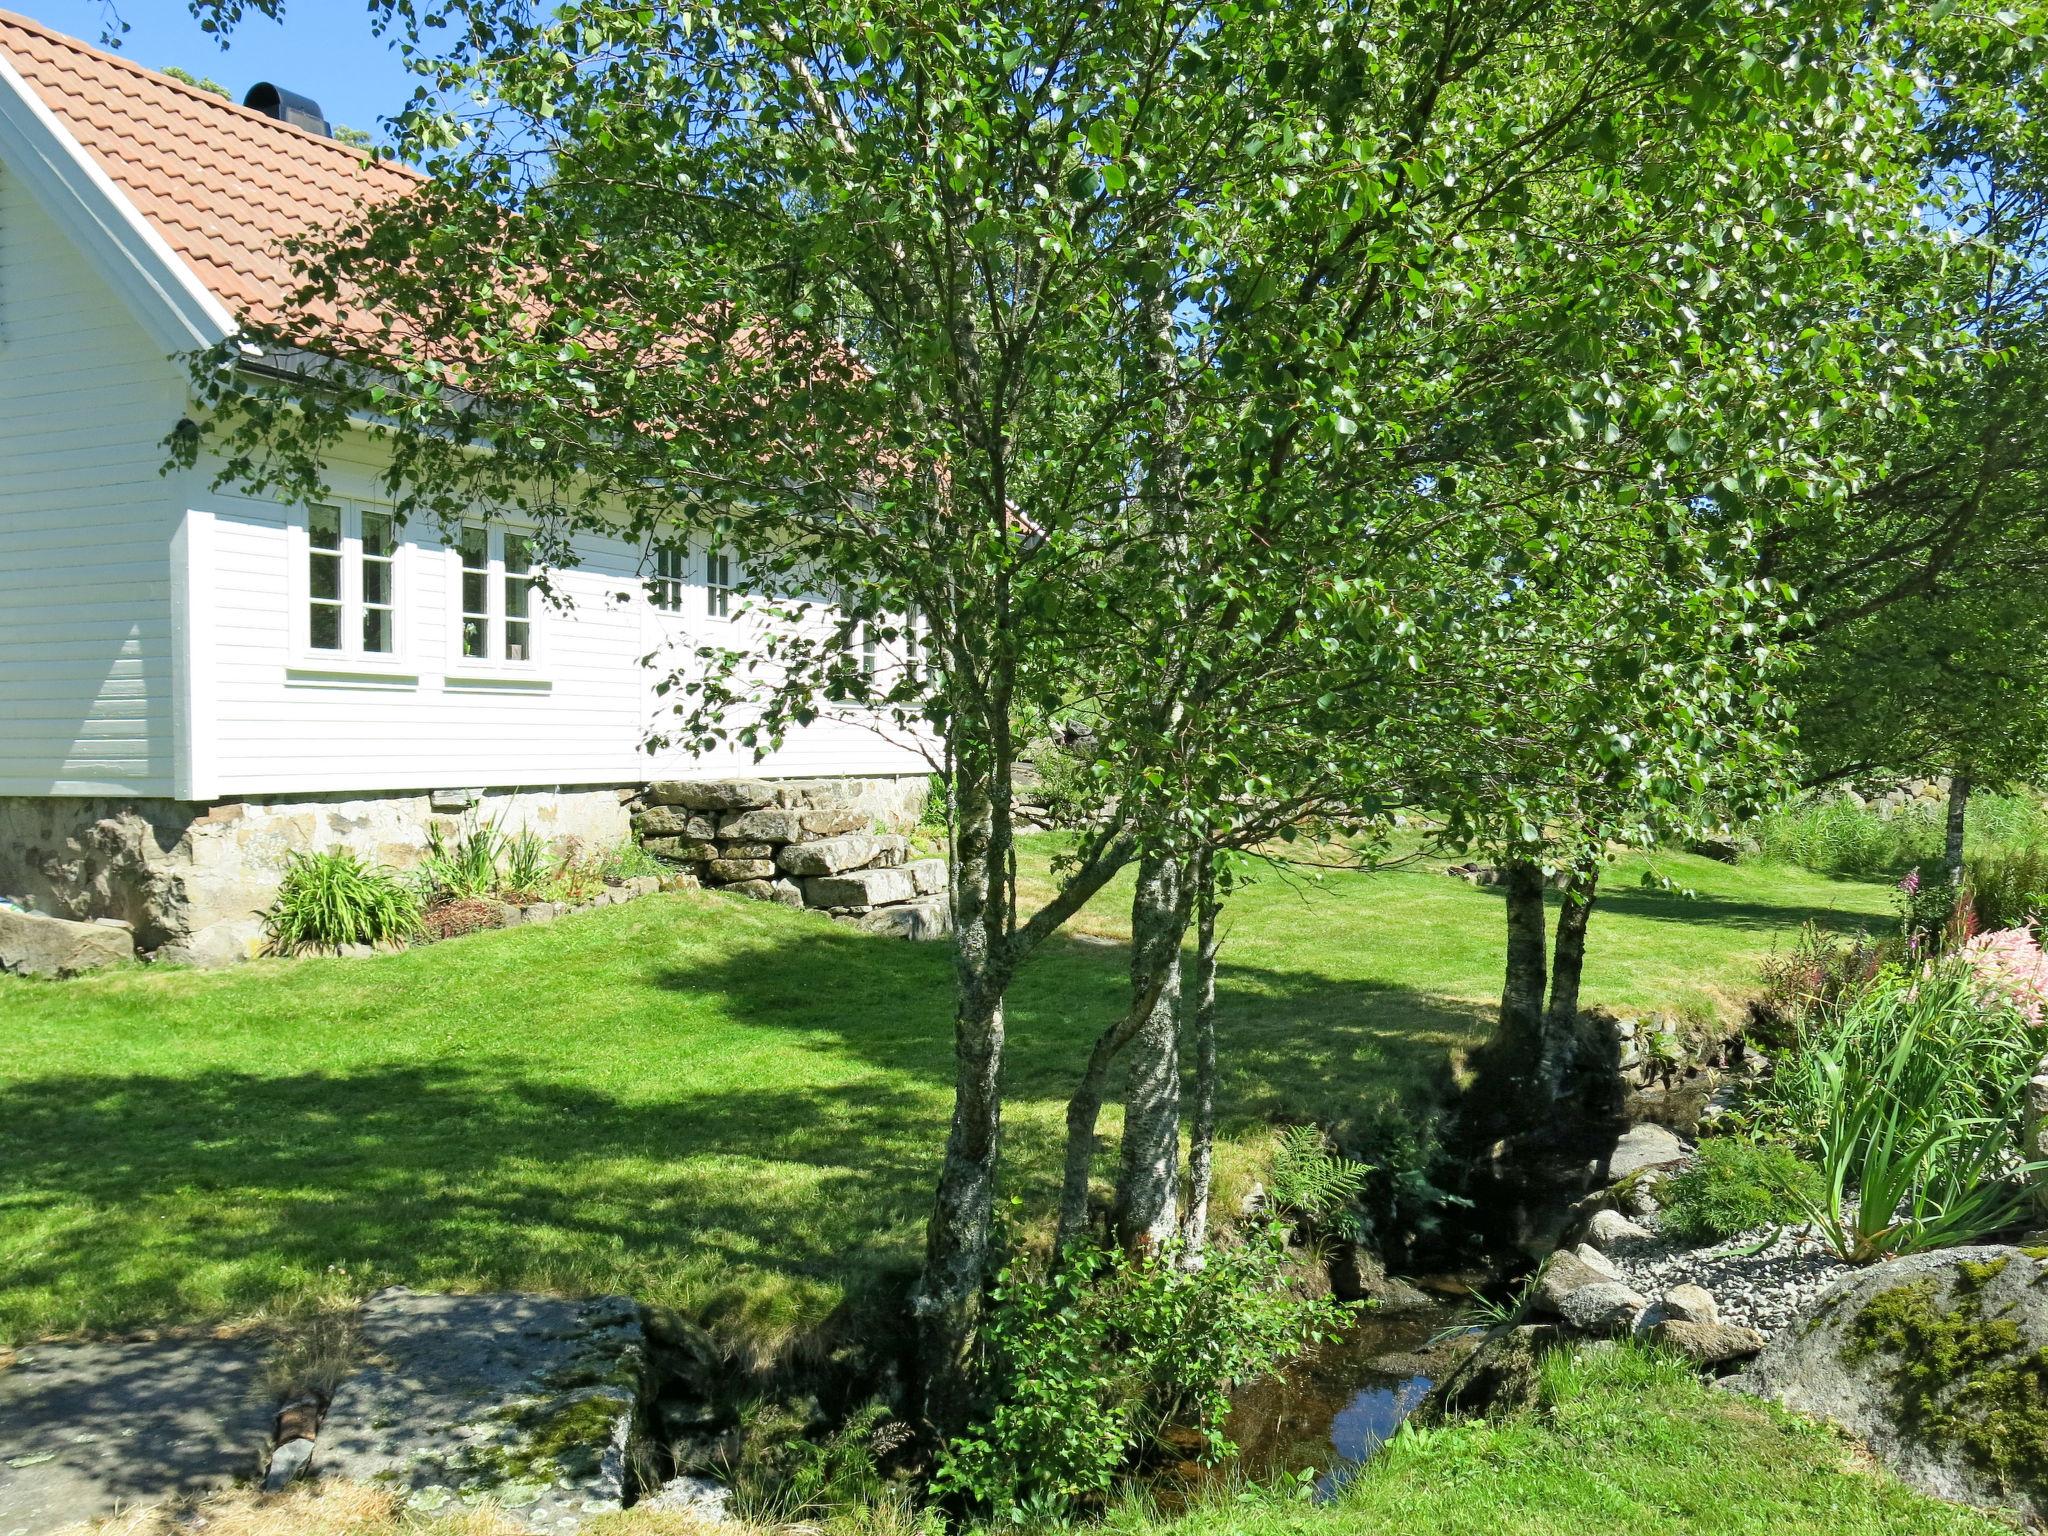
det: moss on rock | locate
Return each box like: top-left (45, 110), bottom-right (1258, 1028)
top-left (1841, 1256), bottom-right (2048, 1503)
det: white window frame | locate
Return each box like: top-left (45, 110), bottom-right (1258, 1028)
top-left (447, 521), bottom-right (546, 678)
top-left (705, 542), bottom-right (737, 620)
top-left (286, 498), bottom-right (413, 677)
top-left (650, 543), bottom-right (687, 614)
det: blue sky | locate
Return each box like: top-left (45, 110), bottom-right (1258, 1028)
top-left (25, 2), bottom-right (420, 138)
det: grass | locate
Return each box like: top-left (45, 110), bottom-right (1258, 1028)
top-left (72, 1349), bottom-right (2011, 1536)
top-left (0, 837), bottom-right (1892, 1354)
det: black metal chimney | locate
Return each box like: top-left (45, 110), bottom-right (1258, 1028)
top-left (242, 82), bottom-right (331, 137)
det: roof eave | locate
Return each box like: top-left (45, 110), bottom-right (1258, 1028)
top-left (0, 46), bottom-right (237, 355)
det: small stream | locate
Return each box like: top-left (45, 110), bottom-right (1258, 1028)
top-left (1157, 1304), bottom-right (1469, 1500)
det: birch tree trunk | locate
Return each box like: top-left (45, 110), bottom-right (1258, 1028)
top-left (1181, 848), bottom-right (1221, 1263)
top-left (914, 760), bottom-right (1009, 1434)
top-left (1487, 858), bottom-right (1551, 1115)
top-left (1113, 847), bottom-right (1187, 1251)
top-left (1945, 772), bottom-right (1971, 887)
top-left (1539, 867), bottom-right (1599, 1105)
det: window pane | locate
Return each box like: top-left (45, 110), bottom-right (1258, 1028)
top-left (462, 571), bottom-right (488, 615)
top-left (460, 526), bottom-right (488, 571)
top-left (310, 551), bottom-right (341, 601)
top-left (463, 617), bottom-right (488, 658)
top-left (506, 578), bottom-right (530, 621)
top-left (506, 620), bottom-right (530, 661)
top-left (361, 511), bottom-right (394, 558)
top-left (310, 603), bottom-right (341, 650)
top-left (363, 607), bottom-right (393, 653)
top-left (505, 534), bottom-right (531, 575)
top-left (309, 505), bottom-right (341, 550)
top-left (362, 559), bottom-right (391, 607)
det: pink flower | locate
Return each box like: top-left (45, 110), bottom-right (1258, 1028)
top-left (1960, 927), bottom-right (2048, 1029)
top-left (1899, 869), bottom-right (1922, 895)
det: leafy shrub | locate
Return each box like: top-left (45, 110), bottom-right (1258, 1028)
top-left (597, 838), bottom-right (666, 883)
top-left (933, 1223), bottom-right (1352, 1518)
top-left (1966, 846), bottom-right (2048, 935)
top-left (1658, 1137), bottom-right (1819, 1243)
top-left (419, 815), bottom-right (505, 900)
top-left (1338, 1104), bottom-right (1471, 1256)
top-left (727, 1400), bottom-right (909, 1525)
top-left (1763, 964), bottom-right (2048, 1262)
top-left (1748, 923), bottom-right (1886, 1052)
top-left (265, 850), bottom-right (423, 954)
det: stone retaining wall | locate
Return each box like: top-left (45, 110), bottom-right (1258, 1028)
top-left (633, 777), bottom-right (949, 940)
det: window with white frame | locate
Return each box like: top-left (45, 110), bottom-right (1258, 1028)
top-left (304, 501), bottom-right (402, 660)
top-left (454, 522), bottom-right (541, 666)
top-left (706, 544), bottom-right (734, 618)
top-left (651, 545), bottom-right (686, 612)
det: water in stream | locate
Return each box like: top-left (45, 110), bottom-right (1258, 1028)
top-left (1160, 1304), bottom-right (1469, 1500)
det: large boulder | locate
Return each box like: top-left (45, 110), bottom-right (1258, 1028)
top-left (0, 909), bottom-right (134, 977)
top-left (1728, 1246), bottom-right (2048, 1523)
top-left (317, 1288), bottom-right (652, 1530)
top-left (856, 898), bottom-right (952, 940)
top-left (717, 809), bottom-right (805, 844)
top-left (1329, 1244), bottom-right (1438, 1313)
top-left (1412, 1324), bottom-right (1568, 1424)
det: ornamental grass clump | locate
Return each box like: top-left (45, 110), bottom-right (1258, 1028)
top-left (265, 850), bottom-right (425, 954)
top-left (1775, 964), bottom-right (2048, 1263)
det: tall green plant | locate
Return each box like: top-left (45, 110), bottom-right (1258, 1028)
top-left (420, 816), bottom-right (505, 901)
top-left (1779, 970), bottom-right (2048, 1262)
top-left (265, 850), bottom-right (424, 954)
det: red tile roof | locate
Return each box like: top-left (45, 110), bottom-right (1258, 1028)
top-left (0, 7), bottom-right (419, 328)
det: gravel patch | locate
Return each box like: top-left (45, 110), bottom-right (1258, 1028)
top-left (1608, 1218), bottom-right (1852, 1336)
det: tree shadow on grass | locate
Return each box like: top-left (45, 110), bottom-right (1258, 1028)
top-left (3, 926), bottom-right (1487, 1348)
top-left (1456, 879), bottom-right (1886, 938)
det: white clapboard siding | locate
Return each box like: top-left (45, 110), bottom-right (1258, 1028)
top-left (0, 162), bottom-right (183, 795)
top-left (196, 451), bottom-right (933, 795)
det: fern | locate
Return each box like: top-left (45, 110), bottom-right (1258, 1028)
top-left (1268, 1124), bottom-right (1371, 1226)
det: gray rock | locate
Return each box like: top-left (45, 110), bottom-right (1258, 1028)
top-left (1729, 1247), bottom-right (2048, 1523)
top-left (718, 842), bottom-right (776, 860)
top-left (1532, 1251), bottom-right (1619, 1319)
top-left (723, 878), bottom-right (805, 908)
top-left (797, 809), bottom-right (869, 838)
top-left (778, 834), bottom-right (881, 877)
top-left (641, 837), bottom-right (718, 863)
top-left (1662, 1284), bottom-right (1719, 1325)
top-left (263, 1436), bottom-right (315, 1492)
top-left (806, 866), bottom-right (919, 908)
top-left (317, 1288), bottom-right (649, 1531)
top-left (1583, 1209), bottom-right (1658, 1256)
top-left (867, 835), bottom-right (910, 868)
top-left (646, 778), bottom-right (776, 811)
top-left (1552, 1280), bottom-right (1648, 1335)
top-left (707, 858), bottom-right (778, 883)
top-left (1570, 1243), bottom-right (1622, 1281)
top-left (633, 807), bottom-right (718, 839)
top-left (0, 908), bottom-right (135, 977)
top-left (1650, 1318), bottom-right (1762, 1367)
top-left (1606, 1122), bottom-right (1691, 1180)
top-left (904, 858), bottom-right (948, 896)
top-left (1413, 1324), bottom-right (1566, 1423)
top-left (1330, 1245), bottom-right (1438, 1313)
top-left (642, 1473), bottom-right (733, 1522)
top-left (856, 897), bottom-right (952, 940)
top-left (717, 809), bottom-right (805, 843)
top-left (0, 1336), bottom-right (272, 1535)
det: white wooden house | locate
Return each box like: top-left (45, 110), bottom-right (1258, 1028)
top-left (0, 10), bottom-right (929, 962)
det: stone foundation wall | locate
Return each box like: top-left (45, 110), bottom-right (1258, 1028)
top-left (0, 788), bottom-right (635, 967)
top-left (0, 771), bottom-right (934, 968)
top-left (633, 776), bottom-right (949, 940)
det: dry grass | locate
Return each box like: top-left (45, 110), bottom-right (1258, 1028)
top-left (75, 1483), bottom-right (746, 1536)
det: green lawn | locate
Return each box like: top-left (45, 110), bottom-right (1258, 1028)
top-left (0, 840), bottom-right (1890, 1352)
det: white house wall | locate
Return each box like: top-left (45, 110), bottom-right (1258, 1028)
top-left (194, 445), bottom-right (932, 797)
top-left (0, 161), bottom-right (185, 796)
